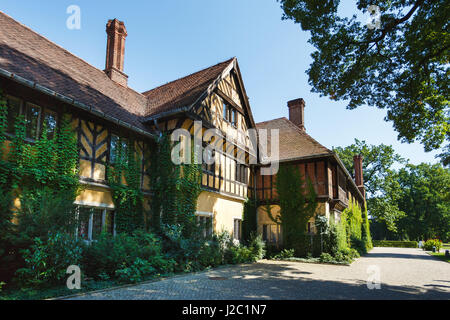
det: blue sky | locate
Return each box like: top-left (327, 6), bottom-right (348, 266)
top-left (0, 0), bottom-right (441, 165)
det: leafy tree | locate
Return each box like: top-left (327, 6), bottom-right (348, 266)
top-left (278, 0), bottom-right (449, 159)
top-left (395, 163), bottom-right (450, 241)
top-left (333, 139), bottom-right (405, 195)
top-left (334, 139), bottom-right (405, 231)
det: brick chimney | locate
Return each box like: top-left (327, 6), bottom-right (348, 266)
top-left (353, 155), bottom-right (365, 199)
top-left (104, 19), bottom-right (128, 87)
top-left (287, 98), bottom-right (306, 131)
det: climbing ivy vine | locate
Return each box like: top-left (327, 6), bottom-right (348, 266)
top-left (107, 137), bottom-right (144, 234)
top-left (0, 88), bottom-right (82, 282)
top-left (150, 133), bottom-right (202, 238)
top-left (268, 164), bottom-right (318, 254)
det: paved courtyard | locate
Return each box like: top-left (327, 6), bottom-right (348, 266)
top-left (67, 247), bottom-right (450, 300)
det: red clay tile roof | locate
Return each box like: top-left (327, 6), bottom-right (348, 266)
top-left (0, 11), bottom-right (151, 132)
top-left (143, 58), bottom-right (234, 118)
top-left (256, 117), bottom-right (333, 162)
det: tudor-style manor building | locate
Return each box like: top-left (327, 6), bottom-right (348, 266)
top-left (0, 12), bottom-right (365, 243)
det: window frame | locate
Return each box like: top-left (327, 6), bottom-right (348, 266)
top-left (233, 218), bottom-right (242, 241)
top-left (24, 102), bottom-right (42, 140)
top-left (196, 212), bottom-right (213, 238)
top-left (222, 101), bottom-right (238, 128)
top-left (42, 109), bottom-right (58, 140)
top-left (76, 206), bottom-right (116, 243)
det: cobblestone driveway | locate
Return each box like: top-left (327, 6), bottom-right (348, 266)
top-left (67, 247), bottom-right (450, 300)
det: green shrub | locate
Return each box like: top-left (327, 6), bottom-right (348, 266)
top-left (197, 240), bottom-right (223, 268)
top-left (224, 245), bottom-right (253, 264)
top-left (82, 230), bottom-right (174, 280)
top-left (373, 240), bottom-right (418, 248)
top-left (334, 248), bottom-right (359, 264)
top-left (273, 249), bottom-right (295, 260)
top-left (423, 239), bottom-right (442, 252)
top-left (247, 233), bottom-right (266, 262)
top-left (264, 243), bottom-right (282, 259)
top-left (319, 252), bottom-right (334, 263)
top-left (350, 236), bottom-right (367, 255)
top-left (115, 258), bottom-right (156, 284)
top-left (15, 232), bottom-right (84, 288)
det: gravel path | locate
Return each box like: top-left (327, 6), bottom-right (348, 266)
top-left (67, 247), bottom-right (450, 300)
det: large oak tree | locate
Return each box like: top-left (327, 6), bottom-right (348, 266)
top-left (278, 0), bottom-right (449, 163)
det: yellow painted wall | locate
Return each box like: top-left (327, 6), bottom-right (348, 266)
top-left (197, 190), bottom-right (244, 234)
top-left (75, 186), bottom-right (115, 209)
top-left (256, 201), bottom-right (330, 238)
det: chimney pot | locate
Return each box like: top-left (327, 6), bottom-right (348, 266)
top-left (105, 19), bottom-right (128, 87)
top-left (287, 98), bottom-right (306, 131)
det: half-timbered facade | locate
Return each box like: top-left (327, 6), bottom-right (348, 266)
top-left (0, 12), bottom-right (365, 242)
top-left (255, 99), bottom-right (366, 244)
top-left (0, 13), bottom-right (258, 238)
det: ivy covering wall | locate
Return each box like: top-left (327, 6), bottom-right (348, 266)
top-left (337, 198), bottom-right (373, 253)
top-left (268, 164), bottom-right (318, 255)
top-left (0, 88), bottom-right (81, 280)
top-left (150, 133), bottom-right (202, 238)
top-left (107, 138), bottom-right (144, 234)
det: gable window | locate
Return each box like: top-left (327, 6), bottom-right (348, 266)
top-left (6, 96), bottom-right (21, 134)
top-left (25, 103), bottom-right (41, 140)
top-left (222, 101), bottom-right (237, 127)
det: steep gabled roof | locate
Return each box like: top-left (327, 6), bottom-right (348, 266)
top-left (142, 58), bottom-right (234, 118)
top-left (0, 11), bottom-right (149, 132)
top-left (256, 117), bottom-right (333, 162)
top-left (257, 117), bottom-right (365, 202)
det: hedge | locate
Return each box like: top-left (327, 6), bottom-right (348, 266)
top-left (373, 240), bottom-right (418, 248)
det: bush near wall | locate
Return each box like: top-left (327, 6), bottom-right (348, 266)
top-left (373, 240), bottom-right (418, 248)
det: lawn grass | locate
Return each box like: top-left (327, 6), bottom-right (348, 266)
top-left (428, 252), bottom-right (450, 263)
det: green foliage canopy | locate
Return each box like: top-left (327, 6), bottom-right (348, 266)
top-left (334, 139), bottom-right (406, 231)
top-left (278, 0), bottom-right (449, 160)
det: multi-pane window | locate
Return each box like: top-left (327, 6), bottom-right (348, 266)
top-left (235, 163), bottom-right (247, 184)
top-left (262, 224), bottom-right (281, 244)
top-left (110, 134), bottom-right (128, 164)
top-left (197, 215), bottom-right (213, 238)
top-left (25, 103), bottom-right (41, 140)
top-left (222, 101), bottom-right (237, 127)
top-left (6, 96), bottom-right (21, 134)
top-left (43, 110), bottom-right (57, 140)
top-left (233, 218), bottom-right (242, 241)
top-left (77, 207), bottom-right (115, 241)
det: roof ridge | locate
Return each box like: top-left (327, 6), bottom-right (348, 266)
top-left (142, 57), bottom-right (235, 95)
top-left (0, 10), bottom-right (145, 97)
top-left (256, 117), bottom-right (287, 125)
